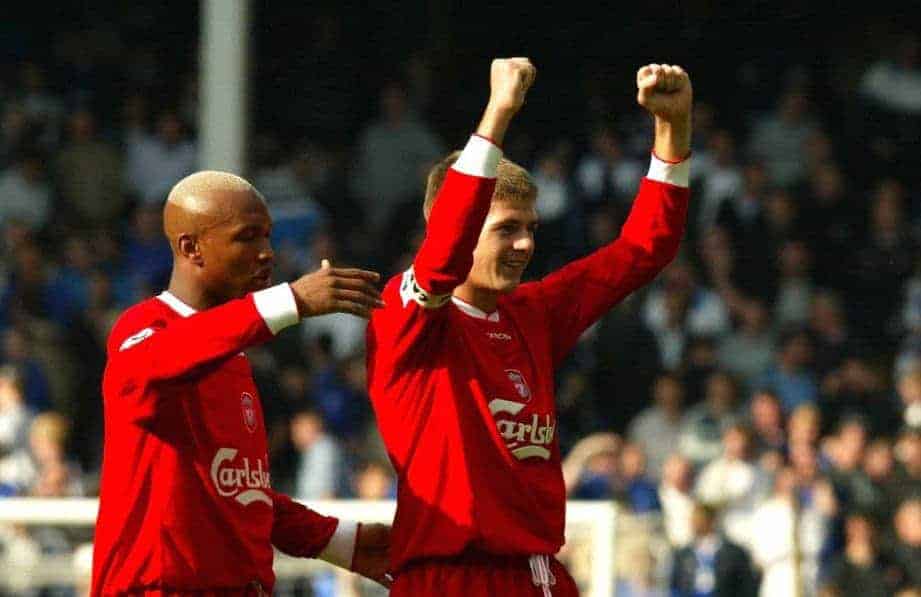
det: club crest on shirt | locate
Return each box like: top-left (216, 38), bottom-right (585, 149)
top-left (505, 369), bottom-right (531, 400)
top-left (241, 393), bottom-right (257, 433)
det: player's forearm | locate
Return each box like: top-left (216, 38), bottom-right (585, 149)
top-left (652, 115), bottom-right (691, 162)
top-left (475, 103), bottom-right (516, 146)
top-left (270, 490), bottom-right (347, 560)
top-left (115, 286), bottom-right (298, 384)
top-left (618, 172), bottom-right (689, 268)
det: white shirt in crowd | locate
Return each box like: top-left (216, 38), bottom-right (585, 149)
top-left (695, 456), bottom-right (769, 549)
top-left (750, 496), bottom-right (829, 597)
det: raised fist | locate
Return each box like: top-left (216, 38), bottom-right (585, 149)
top-left (488, 57), bottom-right (537, 114)
top-left (636, 64), bottom-right (692, 123)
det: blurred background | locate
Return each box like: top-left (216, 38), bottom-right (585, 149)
top-left (1, 1), bottom-right (920, 595)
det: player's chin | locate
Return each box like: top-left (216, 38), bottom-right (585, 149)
top-left (249, 275), bottom-right (272, 291)
top-left (494, 274), bottom-right (523, 294)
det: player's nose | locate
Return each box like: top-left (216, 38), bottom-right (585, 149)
top-left (513, 233), bottom-right (534, 253)
top-left (257, 242), bottom-right (275, 264)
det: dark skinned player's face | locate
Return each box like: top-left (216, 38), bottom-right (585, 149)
top-left (199, 198), bottom-right (275, 302)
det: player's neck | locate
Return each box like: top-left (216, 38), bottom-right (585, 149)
top-left (452, 282), bottom-right (498, 314)
top-left (166, 271), bottom-right (219, 312)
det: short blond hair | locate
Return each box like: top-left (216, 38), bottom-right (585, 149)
top-left (423, 150), bottom-right (537, 221)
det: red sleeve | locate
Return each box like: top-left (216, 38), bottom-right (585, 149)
top-left (104, 294), bottom-right (282, 426)
top-left (531, 178), bottom-right (689, 365)
top-left (367, 136), bottom-right (500, 374)
top-left (269, 490), bottom-right (340, 558)
top-left (413, 169), bottom-right (497, 297)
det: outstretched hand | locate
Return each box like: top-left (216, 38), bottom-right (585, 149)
top-left (636, 63), bottom-right (692, 124)
top-left (350, 523), bottom-right (392, 587)
top-left (289, 260), bottom-right (384, 319)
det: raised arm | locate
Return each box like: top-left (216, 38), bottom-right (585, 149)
top-left (411, 58), bottom-right (536, 302)
top-left (532, 64), bottom-right (693, 364)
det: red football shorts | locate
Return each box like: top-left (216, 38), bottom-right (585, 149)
top-left (391, 549), bottom-right (580, 597)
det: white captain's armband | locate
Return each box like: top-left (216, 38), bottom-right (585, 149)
top-left (119, 327), bottom-right (155, 351)
top-left (400, 268), bottom-right (451, 309)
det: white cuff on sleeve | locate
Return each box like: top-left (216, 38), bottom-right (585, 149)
top-left (252, 283), bottom-right (300, 335)
top-left (451, 135), bottom-right (502, 178)
top-left (647, 154), bottom-right (690, 188)
top-left (318, 520), bottom-right (358, 569)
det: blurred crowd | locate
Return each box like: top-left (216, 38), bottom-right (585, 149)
top-left (1, 10), bottom-right (921, 597)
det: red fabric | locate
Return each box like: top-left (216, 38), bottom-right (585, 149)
top-left (391, 551), bottom-right (580, 597)
top-left (413, 168), bottom-right (497, 296)
top-left (367, 172), bottom-right (688, 572)
top-left (92, 294), bottom-right (338, 596)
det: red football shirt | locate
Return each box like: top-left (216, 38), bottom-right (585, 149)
top-left (92, 285), bottom-right (352, 596)
top-left (367, 136), bottom-right (690, 571)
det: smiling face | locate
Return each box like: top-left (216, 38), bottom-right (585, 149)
top-left (466, 200), bottom-right (538, 294)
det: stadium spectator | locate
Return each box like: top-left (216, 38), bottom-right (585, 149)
top-left (750, 466), bottom-right (835, 597)
top-left (562, 432), bottom-right (621, 496)
top-left (695, 424), bottom-right (770, 548)
top-left (0, 411), bottom-right (83, 496)
top-left (748, 89), bottom-right (819, 188)
top-left (613, 442), bottom-right (661, 514)
top-left (291, 409), bottom-right (342, 500)
top-left (0, 147), bottom-right (52, 231)
top-left (808, 290), bottom-right (852, 377)
top-left (773, 241), bottom-right (815, 328)
top-left (862, 438), bottom-right (903, 524)
top-left (758, 327), bottom-right (819, 413)
top-left (747, 389), bottom-right (786, 458)
top-left (669, 502), bottom-right (757, 597)
top-left (826, 417), bottom-right (878, 515)
top-left (124, 110), bottom-right (196, 204)
top-left (55, 109), bottom-right (125, 230)
top-left (658, 454), bottom-right (695, 548)
top-left (888, 498), bottom-right (921, 590)
top-left (823, 512), bottom-right (895, 597)
top-left (351, 82), bottom-right (443, 251)
top-left (352, 460), bottom-right (395, 501)
top-left (896, 369), bottom-right (921, 430)
top-left (574, 124), bottom-right (643, 209)
top-left (0, 326), bottom-right (51, 413)
top-left (717, 298), bottom-right (777, 389)
top-left (892, 428), bottom-right (921, 505)
top-left (0, 365), bottom-right (31, 458)
top-left (679, 371), bottom-right (740, 466)
top-left (693, 130), bottom-right (744, 232)
top-left (628, 373), bottom-right (686, 480)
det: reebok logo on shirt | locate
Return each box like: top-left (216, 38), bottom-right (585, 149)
top-left (210, 448), bottom-right (272, 506)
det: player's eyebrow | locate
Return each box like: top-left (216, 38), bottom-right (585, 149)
top-left (491, 216), bottom-right (538, 228)
top-left (232, 222), bottom-right (270, 237)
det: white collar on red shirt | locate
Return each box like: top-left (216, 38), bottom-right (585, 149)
top-left (451, 295), bottom-right (500, 322)
top-left (157, 291), bottom-right (197, 317)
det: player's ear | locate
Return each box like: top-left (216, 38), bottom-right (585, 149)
top-left (178, 233), bottom-right (204, 266)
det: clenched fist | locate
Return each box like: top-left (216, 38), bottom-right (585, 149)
top-left (477, 57), bottom-right (537, 145)
top-left (289, 260), bottom-right (383, 319)
top-left (636, 64), bottom-right (692, 124)
top-left (489, 57), bottom-right (537, 114)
